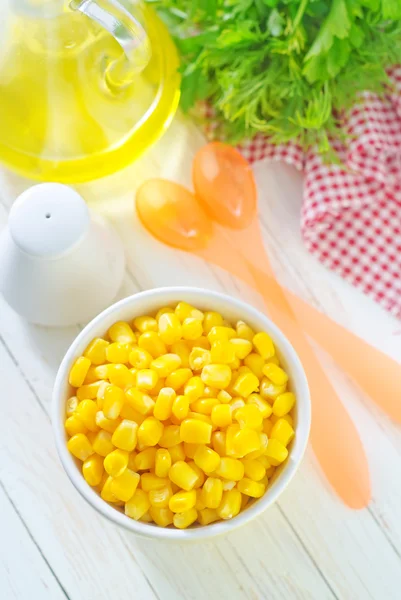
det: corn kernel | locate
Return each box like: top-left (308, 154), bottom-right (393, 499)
top-left (104, 449), bottom-right (129, 477)
top-left (253, 332), bottom-right (275, 360)
top-left (164, 369), bottom-right (191, 392)
top-left (171, 341), bottom-right (190, 368)
top-left (66, 396), bottom-right (79, 416)
top-left (203, 311), bottom-right (224, 334)
top-left (65, 415), bottom-right (87, 437)
top-left (190, 398), bottom-right (218, 416)
top-left (82, 454), bottom-right (104, 486)
top-left (247, 394), bottom-right (272, 418)
top-left (187, 336), bottom-right (210, 350)
top-left (175, 301), bottom-right (204, 322)
top-left (237, 429), bottom-right (265, 458)
top-left (168, 443), bottom-right (186, 463)
top-left (133, 316), bottom-right (158, 333)
top-left (184, 376), bottom-right (205, 401)
top-left (211, 431), bottom-right (226, 456)
top-left (137, 417), bottom-right (164, 447)
top-left (125, 388), bottom-right (155, 416)
top-left (195, 488), bottom-right (206, 510)
top-left (210, 340), bottom-right (236, 364)
top-left (173, 508), bottom-right (198, 529)
top-left (84, 338), bottom-right (109, 365)
top-left (76, 381), bottom-right (103, 401)
top-left (237, 478), bottom-right (265, 498)
top-left (232, 372), bottom-right (259, 397)
top-left (69, 357), bottom-right (91, 388)
top-left (229, 398), bottom-right (245, 417)
top-left (148, 506), bottom-right (173, 527)
top-left (101, 476), bottom-right (119, 503)
top-left (171, 395), bottom-right (189, 421)
top-left (125, 489), bottom-right (150, 520)
top-left (151, 354), bottom-right (181, 378)
top-left (194, 446), bottom-right (220, 473)
top-left (217, 390), bottom-right (232, 404)
top-left (221, 480), bottom-right (236, 491)
top-left (188, 461), bottom-right (205, 488)
top-left (234, 404), bottom-right (263, 429)
top-left (110, 469), bottom-right (140, 502)
top-left (132, 369), bottom-right (158, 392)
top-left (135, 447), bottom-right (157, 471)
top-left (169, 461), bottom-right (198, 491)
top-left (265, 438), bottom-right (289, 465)
top-left (263, 363), bottom-right (289, 386)
top-left (241, 459), bottom-right (266, 481)
top-left (271, 418), bottom-right (295, 446)
top-left (230, 338), bottom-right (253, 360)
top-left (207, 326), bottom-right (236, 343)
top-left (156, 307), bottom-right (174, 321)
top-left (273, 392), bottom-right (295, 417)
top-left (91, 365), bottom-right (111, 381)
top-left (257, 455), bottom-right (271, 469)
top-left (74, 399), bottom-right (97, 431)
top-left (189, 347), bottom-right (211, 371)
top-left (140, 511), bottom-right (153, 523)
top-left (260, 377), bottom-right (287, 401)
top-left (225, 424), bottom-right (241, 457)
top-left (201, 364), bottom-right (231, 390)
top-left (181, 444), bottom-right (197, 461)
top-left (158, 313), bottom-right (182, 345)
top-left (216, 457), bottom-right (244, 481)
top-left (169, 489), bottom-right (197, 513)
top-left (187, 412), bottom-right (213, 428)
top-left (281, 414), bottom-right (294, 427)
top-left (95, 411), bottom-right (120, 433)
top-left (111, 419), bottom-right (138, 451)
top-left (128, 348), bottom-right (152, 369)
top-left (217, 489), bottom-right (241, 520)
top-left (92, 430), bottom-right (114, 456)
top-left (141, 473), bottom-right (169, 492)
top-left (228, 357), bottom-right (241, 370)
top-left (108, 321), bottom-right (135, 344)
top-left (198, 508), bottom-right (219, 525)
top-left (82, 366), bottom-right (99, 385)
top-left (181, 318), bottom-right (203, 341)
top-left (138, 332), bottom-right (167, 358)
top-left (211, 404), bottom-right (232, 428)
top-left (155, 448), bottom-right (172, 477)
top-left (201, 477), bottom-right (223, 509)
top-left (67, 433), bottom-right (93, 461)
top-left (236, 320), bottom-right (255, 342)
top-left (244, 353), bottom-right (265, 380)
top-left (105, 343), bottom-right (130, 364)
top-left (180, 419), bottom-right (212, 444)
top-left (159, 425), bottom-right (180, 448)
top-left (153, 387), bottom-right (176, 421)
top-left (102, 385), bottom-right (124, 419)
top-left (263, 419), bottom-right (273, 437)
top-left (110, 364), bottom-right (136, 389)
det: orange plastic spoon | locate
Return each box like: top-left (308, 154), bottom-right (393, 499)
top-left (136, 179), bottom-right (371, 508)
top-left (193, 142), bottom-right (401, 423)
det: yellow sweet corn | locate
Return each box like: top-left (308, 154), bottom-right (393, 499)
top-left (76, 381), bottom-right (103, 401)
top-left (232, 372), bottom-right (259, 397)
top-left (246, 432), bottom-right (268, 459)
top-left (184, 376), bottom-right (205, 401)
top-left (138, 332), bottom-right (167, 358)
top-left (106, 343), bottom-right (131, 364)
top-left (187, 461), bottom-right (205, 489)
top-left (137, 417), bottom-right (164, 447)
top-left (263, 363), bottom-right (289, 386)
top-left (241, 459), bottom-right (266, 481)
top-left (225, 424), bottom-right (241, 457)
top-left (193, 446), bottom-right (220, 475)
top-left (134, 369), bottom-right (159, 391)
top-left (263, 419), bottom-right (274, 437)
top-left (216, 457), bottom-right (244, 481)
top-left (235, 320), bottom-right (255, 342)
top-left (128, 348), bottom-right (153, 369)
top-left (230, 338), bottom-right (253, 360)
top-left (172, 395), bottom-right (190, 421)
top-left (201, 477), bottom-right (223, 509)
top-left (247, 394), bottom-right (272, 418)
top-left (180, 419), bottom-right (212, 444)
top-left (217, 390), bottom-right (232, 404)
top-left (265, 439), bottom-right (289, 466)
top-left (66, 396), bottom-right (79, 416)
top-left (169, 461), bottom-right (198, 491)
top-left (210, 340), bottom-right (236, 364)
top-left (182, 318), bottom-right (203, 341)
top-left (111, 469), bottom-right (140, 502)
top-left (198, 508), bottom-right (219, 525)
top-left (74, 400), bottom-right (98, 431)
top-left (82, 454), bottom-right (104, 487)
top-left (273, 392), bottom-right (295, 417)
top-left (84, 338), bottom-right (109, 365)
top-left (169, 489), bottom-right (197, 513)
top-left (101, 476), bottom-right (119, 503)
top-left (234, 404), bottom-right (263, 429)
top-left (189, 347), bottom-right (211, 371)
top-left (65, 415), bottom-right (87, 437)
top-left (165, 368), bottom-right (192, 391)
top-left (173, 508), bottom-right (198, 529)
top-left (159, 425), bottom-right (181, 448)
top-left (150, 507), bottom-right (174, 527)
top-left (67, 433), bottom-right (93, 461)
top-left (141, 473), bottom-right (169, 492)
top-left (203, 311), bottom-right (224, 334)
top-left (92, 430), bottom-right (114, 457)
top-left (135, 447), bottom-right (157, 471)
top-left (95, 410), bottom-right (120, 433)
top-left (155, 448), bottom-right (172, 478)
top-left (156, 307), bottom-right (174, 321)
top-left (207, 326), bottom-right (236, 344)
top-left (168, 443), bottom-right (186, 464)
top-left (153, 387), bottom-right (175, 421)
top-left (92, 365), bottom-right (111, 381)
top-left (125, 489), bottom-right (150, 520)
top-left (112, 419), bottom-right (138, 451)
top-left (211, 431), bottom-right (226, 456)
top-left (244, 353), bottom-right (265, 380)
top-left (108, 364), bottom-right (135, 388)
top-left (187, 336), bottom-right (210, 350)
top-left (175, 301), bottom-right (204, 322)
top-left (158, 313), bottom-right (183, 345)
top-left (104, 449), bottom-right (129, 477)
top-left (229, 399), bottom-right (245, 417)
top-left (171, 341), bottom-right (191, 368)
top-left (271, 418), bottom-right (295, 446)
top-left (217, 489), bottom-right (241, 520)
top-left (103, 385), bottom-right (125, 419)
top-left (187, 412), bottom-right (213, 428)
top-left (140, 511), bottom-right (153, 523)
top-left (237, 478), bottom-right (265, 498)
top-left (108, 321), bottom-right (136, 344)
top-left (133, 316), bottom-right (158, 333)
top-left (253, 332), bottom-right (275, 360)
top-left (191, 398), bottom-right (219, 416)
top-left (260, 377), bottom-right (287, 401)
top-left (201, 364), bottom-right (231, 390)
top-left (183, 442), bottom-right (199, 459)
top-left (69, 357), bottom-right (91, 388)
top-left (151, 354), bottom-right (181, 378)
top-left (125, 388), bottom-right (155, 416)
top-left (211, 404), bottom-right (232, 428)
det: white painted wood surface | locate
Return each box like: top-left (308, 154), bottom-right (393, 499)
top-left (1, 114), bottom-right (401, 600)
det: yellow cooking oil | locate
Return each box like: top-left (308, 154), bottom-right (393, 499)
top-left (0, 1), bottom-right (180, 182)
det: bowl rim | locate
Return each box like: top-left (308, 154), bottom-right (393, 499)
top-left (52, 286), bottom-right (311, 541)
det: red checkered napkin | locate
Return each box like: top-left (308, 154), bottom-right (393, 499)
top-left (203, 69), bottom-right (401, 319)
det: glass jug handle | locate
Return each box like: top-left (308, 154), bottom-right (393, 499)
top-left (70, 0), bottom-right (151, 89)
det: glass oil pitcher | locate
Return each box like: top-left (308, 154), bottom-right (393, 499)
top-left (0, 0), bottom-right (180, 182)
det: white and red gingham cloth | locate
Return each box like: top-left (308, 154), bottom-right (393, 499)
top-left (203, 68), bottom-right (401, 319)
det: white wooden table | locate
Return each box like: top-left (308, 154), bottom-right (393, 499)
top-left (1, 114), bottom-right (401, 600)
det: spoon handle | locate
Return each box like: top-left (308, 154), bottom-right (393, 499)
top-left (246, 259), bottom-right (371, 508)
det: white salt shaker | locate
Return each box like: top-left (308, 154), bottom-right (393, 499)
top-left (0, 183), bottom-right (125, 327)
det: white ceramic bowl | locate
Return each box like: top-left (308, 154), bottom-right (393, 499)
top-left (52, 287), bottom-right (310, 541)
